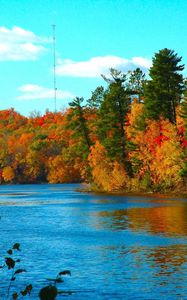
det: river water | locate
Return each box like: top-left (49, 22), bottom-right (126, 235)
top-left (0, 184), bottom-right (187, 299)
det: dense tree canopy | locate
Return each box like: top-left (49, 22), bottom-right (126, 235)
top-left (0, 48), bottom-right (186, 193)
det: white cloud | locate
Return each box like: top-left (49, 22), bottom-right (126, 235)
top-left (0, 26), bottom-right (50, 61)
top-left (17, 84), bottom-right (75, 100)
top-left (56, 55), bottom-right (152, 78)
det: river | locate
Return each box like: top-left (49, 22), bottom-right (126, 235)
top-left (0, 184), bottom-right (187, 299)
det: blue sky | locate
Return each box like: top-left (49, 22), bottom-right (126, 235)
top-left (0, 0), bottom-right (187, 116)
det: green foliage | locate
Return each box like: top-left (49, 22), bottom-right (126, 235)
top-left (30, 135), bottom-right (47, 151)
top-left (87, 86), bottom-right (104, 109)
top-left (141, 172), bottom-right (151, 190)
top-left (97, 68), bottom-right (133, 176)
top-left (128, 67), bottom-right (146, 101)
top-left (68, 97), bottom-right (91, 152)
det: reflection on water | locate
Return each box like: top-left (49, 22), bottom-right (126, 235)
top-left (147, 245), bottom-right (187, 273)
top-left (0, 184), bottom-right (187, 299)
top-left (96, 203), bottom-right (187, 237)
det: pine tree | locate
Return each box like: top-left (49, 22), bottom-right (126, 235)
top-left (144, 48), bottom-right (185, 124)
top-left (87, 86), bottom-right (104, 109)
top-left (67, 97), bottom-right (92, 181)
top-left (68, 97), bottom-right (91, 155)
top-left (128, 67), bottom-right (145, 102)
top-left (97, 68), bottom-right (133, 176)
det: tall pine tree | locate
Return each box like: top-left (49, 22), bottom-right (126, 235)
top-left (144, 48), bottom-right (185, 124)
top-left (68, 97), bottom-right (91, 157)
top-left (97, 68), bottom-right (133, 176)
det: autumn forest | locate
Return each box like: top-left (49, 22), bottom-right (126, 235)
top-left (0, 48), bottom-right (187, 193)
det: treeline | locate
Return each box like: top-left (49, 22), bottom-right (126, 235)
top-left (0, 48), bottom-right (187, 192)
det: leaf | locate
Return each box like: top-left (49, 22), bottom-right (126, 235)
top-left (12, 292), bottom-right (18, 299)
top-left (21, 284), bottom-right (33, 297)
top-left (39, 285), bottom-right (58, 300)
top-left (14, 268), bottom-right (26, 275)
top-left (59, 270), bottom-right (71, 276)
top-left (5, 257), bottom-right (15, 269)
top-left (7, 249), bottom-right (13, 255)
top-left (13, 243), bottom-right (20, 251)
top-left (21, 290), bottom-right (27, 296)
top-left (25, 284), bottom-right (32, 295)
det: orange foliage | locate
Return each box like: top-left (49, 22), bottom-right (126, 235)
top-left (88, 142), bottom-right (130, 191)
top-left (88, 141), bottom-right (113, 191)
top-left (47, 155), bottom-right (79, 183)
top-left (2, 166), bottom-right (15, 182)
top-left (129, 118), bottom-right (184, 188)
top-left (176, 105), bottom-right (187, 148)
top-left (126, 100), bottom-right (144, 140)
top-left (0, 103), bottom-right (185, 191)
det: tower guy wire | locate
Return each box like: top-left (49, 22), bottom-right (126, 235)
top-left (52, 24), bottom-right (57, 112)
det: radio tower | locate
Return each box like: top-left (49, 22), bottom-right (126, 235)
top-left (52, 24), bottom-right (57, 112)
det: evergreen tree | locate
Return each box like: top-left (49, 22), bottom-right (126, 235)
top-left (144, 48), bottom-right (185, 124)
top-left (67, 97), bottom-right (92, 181)
top-left (87, 86), bottom-right (104, 109)
top-left (68, 97), bottom-right (91, 156)
top-left (97, 68), bottom-right (133, 176)
top-left (128, 67), bottom-right (146, 101)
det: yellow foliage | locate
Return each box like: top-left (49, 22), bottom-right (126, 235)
top-left (129, 118), bottom-right (184, 188)
top-left (88, 142), bottom-right (130, 191)
top-left (126, 101), bottom-right (144, 140)
top-left (23, 152), bottom-right (42, 181)
top-left (176, 104), bottom-right (185, 128)
top-left (2, 166), bottom-right (15, 182)
top-left (88, 142), bottom-right (113, 191)
top-left (47, 155), bottom-right (79, 183)
top-left (150, 139), bottom-right (184, 187)
top-left (110, 161), bottom-right (129, 191)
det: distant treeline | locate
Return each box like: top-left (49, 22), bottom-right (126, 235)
top-left (0, 48), bottom-right (187, 192)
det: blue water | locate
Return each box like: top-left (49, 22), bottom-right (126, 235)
top-left (0, 184), bottom-right (187, 299)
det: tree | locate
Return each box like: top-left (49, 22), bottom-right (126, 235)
top-left (88, 141), bottom-right (129, 191)
top-left (67, 97), bottom-right (92, 181)
top-left (97, 68), bottom-right (133, 176)
top-left (144, 48), bottom-right (185, 124)
top-left (129, 118), bottom-right (184, 190)
top-left (87, 86), bottom-right (104, 109)
top-left (128, 67), bottom-right (146, 102)
top-left (68, 97), bottom-right (91, 152)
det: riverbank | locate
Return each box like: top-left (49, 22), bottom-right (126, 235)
top-left (78, 183), bottom-right (187, 198)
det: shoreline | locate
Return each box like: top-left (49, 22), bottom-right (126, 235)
top-left (78, 184), bottom-right (187, 199)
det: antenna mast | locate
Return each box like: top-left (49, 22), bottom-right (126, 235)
top-left (52, 24), bottom-right (57, 112)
